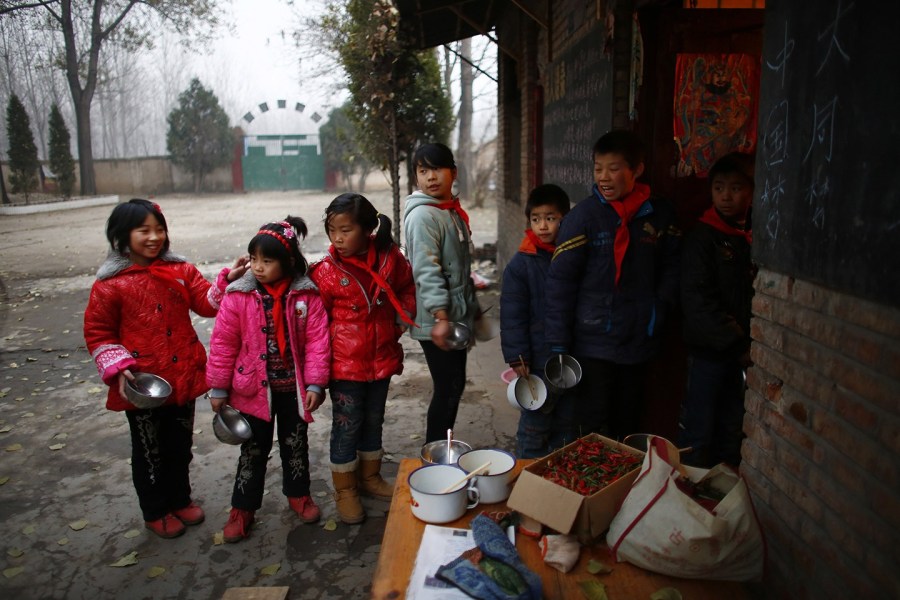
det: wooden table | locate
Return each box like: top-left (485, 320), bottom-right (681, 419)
top-left (371, 459), bottom-right (752, 599)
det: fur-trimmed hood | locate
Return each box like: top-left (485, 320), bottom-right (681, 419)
top-left (224, 269), bottom-right (318, 294)
top-left (96, 250), bottom-right (187, 281)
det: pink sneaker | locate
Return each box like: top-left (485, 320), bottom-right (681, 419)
top-left (172, 502), bottom-right (205, 526)
top-left (145, 513), bottom-right (186, 539)
top-left (288, 496), bottom-right (321, 524)
top-left (223, 508), bottom-right (255, 543)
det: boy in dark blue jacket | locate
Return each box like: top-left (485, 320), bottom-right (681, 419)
top-left (501, 184), bottom-right (576, 458)
top-left (678, 152), bottom-right (755, 467)
top-left (545, 131), bottom-right (681, 440)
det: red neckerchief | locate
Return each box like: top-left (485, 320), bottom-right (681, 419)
top-left (432, 197), bottom-right (471, 235)
top-left (261, 278), bottom-right (291, 361)
top-left (699, 206), bottom-right (752, 244)
top-left (605, 182), bottom-right (651, 288)
top-left (128, 261), bottom-right (191, 304)
top-left (331, 242), bottom-right (417, 328)
top-left (520, 229), bottom-right (556, 254)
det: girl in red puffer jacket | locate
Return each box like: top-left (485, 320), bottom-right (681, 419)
top-left (206, 216), bottom-right (331, 543)
top-left (309, 193), bottom-right (416, 524)
top-left (83, 199), bottom-right (249, 539)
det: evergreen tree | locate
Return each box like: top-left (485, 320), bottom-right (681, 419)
top-left (166, 78), bottom-right (233, 193)
top-left (6, 93), bottom-right (40, 199)
top-left (48, 104), bottom-right (76, 197)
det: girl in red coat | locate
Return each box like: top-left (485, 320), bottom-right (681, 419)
top-left (206, 216), bottom-right (331, 542)
top-left (83, 199), bottom-right (249, 539)
top-left (309, 193), bottom-right (416, 524)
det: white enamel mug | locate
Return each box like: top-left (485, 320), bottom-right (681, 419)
top-left (408, 464), bottom-right (480, 524)
top-left (506, 375), bottom-right (547, 411)
top-left (458, 448), bottom-right (517, 504)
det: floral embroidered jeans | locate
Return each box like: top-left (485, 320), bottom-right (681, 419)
top-left (328, 378), bottom-right (391, 465)
top-left (126, 401), bottom-right (196, 521)
top-left (230, 391), bottom-right (310, 511)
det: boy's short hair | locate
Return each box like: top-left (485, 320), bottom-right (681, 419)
top-left (708, 152), bottom-right (755, 189)
top-left (592, 130), bottom-right (645, 169)
top-left (525, 184), bottom-right (571, 217)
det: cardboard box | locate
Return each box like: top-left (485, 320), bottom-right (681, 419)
top-left (507, 434), bottom-right (644, 545)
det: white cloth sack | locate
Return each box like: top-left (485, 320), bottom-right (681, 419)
top-left (606, 436), bottom-right (764, 582)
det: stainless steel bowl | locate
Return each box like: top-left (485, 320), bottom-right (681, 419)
top-left (420, 439), bottom-right (472, 465)
top-left (445, 322), bottom-right (472, 350)
top-left (544, 354), bottom-right (583, 390)
top-left (124, 373), bottom-right (171, 409)
top-left (213, 405), bottom-right (252, 445)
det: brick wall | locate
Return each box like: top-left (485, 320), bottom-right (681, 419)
top-left (744, 267), bottom-right (900, 598)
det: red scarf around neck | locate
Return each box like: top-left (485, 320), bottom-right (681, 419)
top-left (605, 182), bottom-right (651, 288)
top-left (331, 242), bottom-right (417, 328)
top-left (432, 198), bottom-right (471, 235)
top-left (699, 206), bottom-right (752, 244)
top-left (521, 229), bottom-right (556, 254)
top-left (129, 261), bottom-right (191, 304)
top-left (261, 278), bottom-right (291, 361)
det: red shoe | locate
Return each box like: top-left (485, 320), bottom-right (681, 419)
top-left (223, 508), bottom-right (255, 543)
top-left (145, 514), bottom-right (186, 539)
top-left (172, 502), bottom-right (205, 526)
top-left (288, 496), bottom-right (321, 524)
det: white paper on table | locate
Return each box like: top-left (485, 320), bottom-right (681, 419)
top-left (406, 524), bottom-right (516, 600)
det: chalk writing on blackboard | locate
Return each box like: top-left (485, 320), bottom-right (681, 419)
top-left (815, 0), bottom-right (854, 76)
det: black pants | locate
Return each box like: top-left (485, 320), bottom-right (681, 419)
top-left (126, 401), bottom-right (196, 522)
top-left (576, 358), bottom-right (647, 441)
top-left (231, 391), bottom-right (311, 511)
top-left (420, 340), bottom-right (468, 443)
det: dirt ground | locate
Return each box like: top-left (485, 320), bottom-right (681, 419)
top-left (0, 190), bottom-right (518, 599)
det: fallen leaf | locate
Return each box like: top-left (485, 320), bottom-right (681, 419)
top-left (22, 412), bottom-right (34, 418)
top-left (7, 548), bottom-right (24, 558)
top-left (26, 357), bottom-right (37, 362)
top-left (3, 567), bottom-right (24, 579)
top-left (586, 559), bottom-right (613, 575)
top-left (323, 519), bottom-right (338, 531)
top-left (0, 425), bottom-right (11, 433)
top-left (0, 476), bottom-right (9, 485)
top-left (8, 363), bottom-right (17, 368)
top-left (6, 444), bottom-right (22, 452)
top-left (650, 588), bottom-right (683, 600)
top-left (49, 443), bottom-right (66, 451)
top-left (260, 563), bottom-right (281, 576)
top-left (88, 387), bottom-right (103, 394)
top-left (22, 525), bottom-right (35, 535)
top-left (213, 531), bottom-right (224, 545)
top-left (58, 353), bottom-right (70, 358)
top-left (409, 434), bottom-right (421, 440)
top-left (124, 529), bottom-right (141, 539)
top-left (192, 428), bottom-right (202, 435)
top-left (147, 566), bottom-right (166, 578)
top-left (54, 432), bottom-right (69, 439)
top-left (68, 519), bottom-right (88, 531)
top-left (578, 579), bottom-right (608, 600)
top-left (109, 551), bottom-right (139, 567)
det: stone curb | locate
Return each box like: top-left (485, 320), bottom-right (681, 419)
top-left (0, 194), bottom-right (119, 215)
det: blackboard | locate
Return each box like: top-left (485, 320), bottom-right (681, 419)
top-left (755, 1), bottom-right (900, 306)
top-left (542, 30), bottom-right (612, 204)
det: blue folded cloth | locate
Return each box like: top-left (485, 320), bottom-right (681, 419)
top-left (435, 513), bottom-right (542, 600)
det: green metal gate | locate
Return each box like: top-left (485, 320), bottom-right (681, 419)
top-left (242, 134), bottom-right (324, 191)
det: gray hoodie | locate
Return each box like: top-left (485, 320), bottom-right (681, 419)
top-left (403, 191), bottom-right (478, 341)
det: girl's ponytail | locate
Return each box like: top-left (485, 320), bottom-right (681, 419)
top-left (372, 213), bottom-right (395, 252)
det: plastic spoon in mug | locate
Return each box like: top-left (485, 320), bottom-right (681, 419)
top-left (440, 461), bottom-right (492, 494)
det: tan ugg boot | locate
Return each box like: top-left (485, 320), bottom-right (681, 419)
top-left (331, 459), bottom-right (365, 524)
top-left (357, 449), bottom-right (396, 500)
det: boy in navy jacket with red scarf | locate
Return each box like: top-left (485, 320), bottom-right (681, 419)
top-left (678, 152), bottom-right (755, 468)
top-left (501, 184), bottom-right (576, 458)
top-left (545, 131), bottom-right (681, 440)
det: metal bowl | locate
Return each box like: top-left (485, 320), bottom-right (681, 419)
top-left (544, 354), bottom-right (583, 390)
top-left (124, 372), bottom-right (171, 409)
top-left (445, 322), bottom-right (472, 350)
top-left (213, 405), bottom-right (252, 445)
top-left (420, 439), bottom-right (473, 465)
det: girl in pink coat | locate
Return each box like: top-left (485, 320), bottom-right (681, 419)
top-left (206, 216), bottom-right (330, 543)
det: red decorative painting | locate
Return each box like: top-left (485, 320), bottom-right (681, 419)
top-left (673, 54), bottom-right (760, 177)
